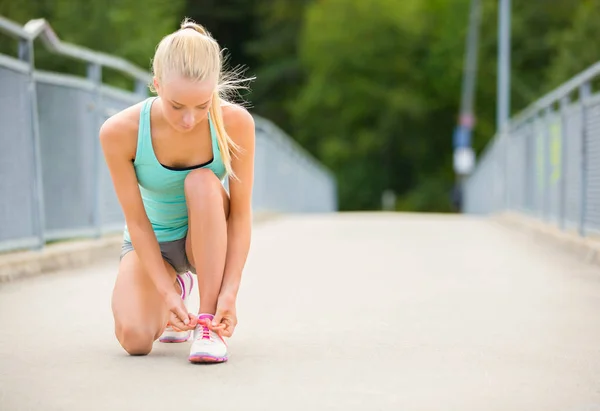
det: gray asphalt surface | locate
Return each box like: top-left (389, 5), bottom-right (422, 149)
top-left (1, 213), bottom-right (600, 411)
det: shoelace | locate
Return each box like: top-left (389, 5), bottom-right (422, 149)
top-left (196, 318), bottom-right (226, 345)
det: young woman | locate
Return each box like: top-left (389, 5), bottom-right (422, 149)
top-left (100, 18), bottom-right (255, 363)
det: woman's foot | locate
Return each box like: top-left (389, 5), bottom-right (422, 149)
top-left (159, 272), bottom-right (194, 343)
top-left (188, 313), bottom-right (228, 363)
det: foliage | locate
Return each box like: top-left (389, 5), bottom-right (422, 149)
top-left (545, 0), bottom-right (600, 90)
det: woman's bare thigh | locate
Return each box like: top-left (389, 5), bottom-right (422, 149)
top-left (185, 181), bottom-right (230, 268)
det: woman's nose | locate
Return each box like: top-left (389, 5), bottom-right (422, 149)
top-left (183, 112), bottom-right (195, 126)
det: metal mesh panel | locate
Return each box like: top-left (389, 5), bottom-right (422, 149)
top-left (251, 131), bottom-right (268, 211)
top-left (523, 121), bottom-right (536, 215)
top-left (252, 118), bottom-right (336, 214)
top-left (258, 127), bottom-right (280, 211)
top-left (462, 163), bottom-right (483, 214)
top-left (35, 73), bottom-right (97, 240)
top-left (507, 126), bottom-right (527, 212)
top-left (533, 117), bottom-right (547, 219)
top-left (463, 135), bottom-right (524, 214)
top-left (545, 112), bottom-right (562, 225)
top-left (505, 133), bottom-right (516, 210)
top-left (490, 139), bottom-right (503, 213)
top-left (275, 136), bottom-right (295, 212)
top-left (463, 150), bottom-right (483, 214)
top-left (519, 126), bottom-right (530, 212)
top-left (564, 104), bottom-right (583, 231)
top-left (515, 130), bottom-right (524, 210)
top-left (279, 136), bottom-right (298, 211)
top-left (0, 63), bottom-right (40, 251)
top-left (463, 139), bottom-right (499, 214)
top-left (585, 98), bottom-right (600, 234)
top-left (495, 136), bottom-right (508, 212)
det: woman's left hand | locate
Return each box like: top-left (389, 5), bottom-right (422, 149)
top-left (211, 293), bottom-right (238, 338)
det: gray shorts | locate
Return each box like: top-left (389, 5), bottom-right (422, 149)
top-left (120, 237), bottom-right (195, 274)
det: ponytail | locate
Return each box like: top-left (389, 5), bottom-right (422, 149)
top-left (209, 90), bottom-right (240, 179)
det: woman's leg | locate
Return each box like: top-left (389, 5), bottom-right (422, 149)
top-left (184, 168), bottom-right (230, 315)
top-left (111, 250), bottom-right (179, 355)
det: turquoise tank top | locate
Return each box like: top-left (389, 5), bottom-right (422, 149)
top-left (123, 97), bottom-right (227, 243)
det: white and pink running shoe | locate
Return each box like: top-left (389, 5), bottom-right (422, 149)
top-left (159, 272), bottom-right (194, 343)
top-left (188, 313), bottom-right (228, 363)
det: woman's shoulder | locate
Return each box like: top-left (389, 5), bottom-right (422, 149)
top-left (221, 102), bottom-right (255, 144)
top-left (99, 100), bottom-right (146, 159)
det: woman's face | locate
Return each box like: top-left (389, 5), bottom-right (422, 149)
top-left (154, 75), bottom-right (216, 133)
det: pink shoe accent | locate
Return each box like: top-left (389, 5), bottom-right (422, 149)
top-left (196, 313), bottom-right (226, 344)
top-left (197, 314), bottom-right (214, 340)
top-left (176, 272), bottom-right (193, 300)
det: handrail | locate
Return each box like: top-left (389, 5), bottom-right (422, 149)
top-left (0, 16), bottom-right (150, 83)
top-left (510, 60), bottom-right (600, 127)
top-left (0, 15), bottom-right (28, 38)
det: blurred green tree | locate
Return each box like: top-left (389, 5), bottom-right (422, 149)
top-left (244, 0), bottom-right (310, 133)
top-left (293, 0), bottom-right (468, 210)
top-left (546, 0), bottom-right (600, 90)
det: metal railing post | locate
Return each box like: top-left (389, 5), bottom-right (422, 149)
top-left (543, 106), bottom-right (551, 222)
top-left (559, 96), bottom-right (569, 230)
top-left (504, 130), bottom-right (511, 211)
top-left (534, 111), bottom-right (544, 220)
top-left (88, 62), bottom-right (103, 237)
top-left (18, 37), bottom-right (46, 250)
top-left (579, 82), bottom-right (591, 237)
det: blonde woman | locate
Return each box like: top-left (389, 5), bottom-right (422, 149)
top-left (100, 18), bottom-right (255, 363)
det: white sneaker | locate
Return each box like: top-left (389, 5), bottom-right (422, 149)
top-left (159, 272), bottom-right (194, 343)
top-left (188, 313), bottom-right (228, 363)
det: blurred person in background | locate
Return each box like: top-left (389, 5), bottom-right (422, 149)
top-left (100, 18), bottom-right (255, 363)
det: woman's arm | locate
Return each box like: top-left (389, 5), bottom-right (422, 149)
top-left (219, 104), bottom-right (256, 300)
top-left (99, 113), bottom-right (178, 299)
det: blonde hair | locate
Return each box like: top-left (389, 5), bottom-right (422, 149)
top-left (150, 18), bottom-right (253, 178)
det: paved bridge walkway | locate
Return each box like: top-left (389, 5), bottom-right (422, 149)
top-left (1, 213), bottom-right (599, 410)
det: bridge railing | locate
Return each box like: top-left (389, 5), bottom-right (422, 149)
top-left (0, 16), bottom-right (337, 253)
top-left (463, 61), bottom-right (600, 238)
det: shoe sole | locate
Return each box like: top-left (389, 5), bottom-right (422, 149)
top-left (188, 354), bottom-right (228, 363)
top-left (159, 337), bottom-right (189, 343)
top-left (159, 332), bottom-right (190, 343)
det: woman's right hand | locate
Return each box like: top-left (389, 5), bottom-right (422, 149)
top-left (164, 291), bottom-right (197, 331)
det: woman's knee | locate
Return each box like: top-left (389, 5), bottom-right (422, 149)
top-left (184, 169), bottom-right (223, 201)
top-left (115, 323), bottom-right (155, 356)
